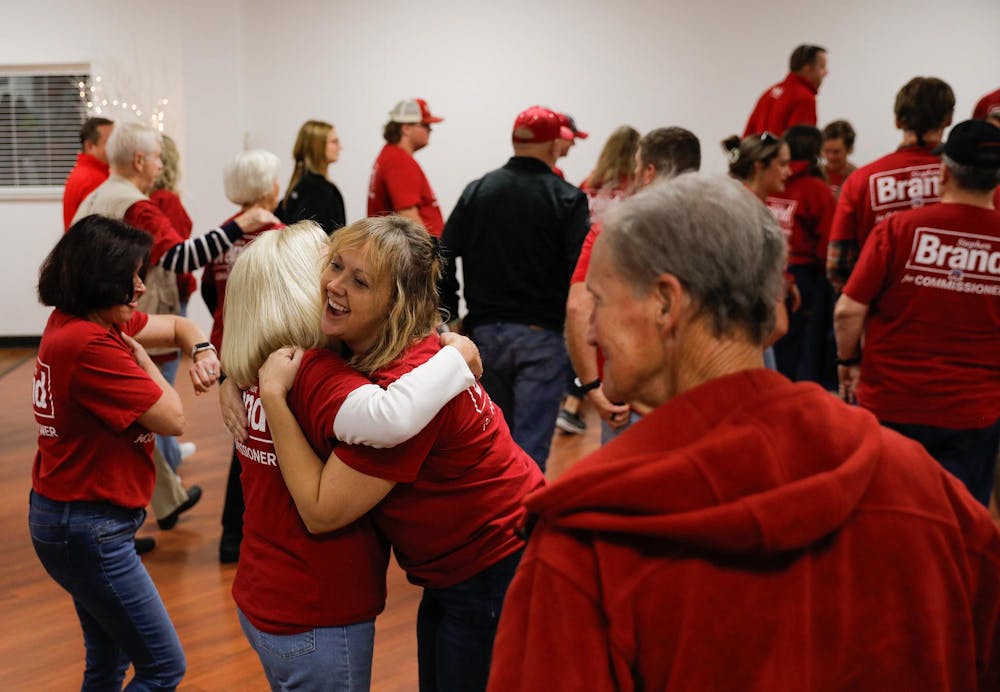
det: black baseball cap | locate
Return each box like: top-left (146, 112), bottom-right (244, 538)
top-left (933, 119), bottom-right (1000, 169)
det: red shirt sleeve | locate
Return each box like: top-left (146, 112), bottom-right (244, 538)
top-left (151, 190), bottom-right (193, 238)
top-left (842, 220), bottom-right (895, 306)
top-left (290, 350), bottom-right (382, 453)
top-left (571, 222), bottom-right (601, 285)
top-left (72, 329), bottom-right (163, 432)
top-left (812, 180), bottom-right (837, 263)
top-left (829, 172), bottom-right (863, 244)
top-left (382, 157), bottom-right (424, 211)
top-left (123, 200), bottom-right (185, 265)
top-left (335, 415), bottom-right (439, 484)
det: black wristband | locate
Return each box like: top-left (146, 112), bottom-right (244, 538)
top-left (836, 355), bottom-right (861, 366)
top-left (573, 376), bottom-right (601, 393)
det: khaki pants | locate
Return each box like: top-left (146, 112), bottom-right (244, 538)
top-left (149, 447), bottom-right (189, 520)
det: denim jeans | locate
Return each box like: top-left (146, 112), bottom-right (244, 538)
top-left (154, 301), bottom-right (186, 472)
top-left (882, 417), bottom-right (1000, 507)
top-left (28, 491), bottom-right (185, 691)
top-left (470, 323), bottom-right (570, 471)
top-left (237, 609), bottom-right (374, 692)
top-left (416, 549), bottom-right (523, 692)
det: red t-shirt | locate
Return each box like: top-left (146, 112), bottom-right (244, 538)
top-left (843, 203), bottom-right (1000, 428)
top-left (123, 199), bottom-right (190, 265)
top-left (367, 144), bottom-right (444, 237)
top-left (822, 164), bottom-right (856, 198)
top-left (232, 349), bottom-right (389, 634)
top-left (973, 87), bottom-right (1000, 120)
top-left (335, 335), bottom-right (545, 588)
top-left (150, 189), bottom-right (196, 303)
top-left (829, 145), bottom-right (941, 251)
top-left (32, 310), bottom-right (162, 508)
top-left (766, 165), bottom-right (836, 266)
top-left (62, 153), bottom-right (109, 230)
top-left (205, 217), bottom-right (283, 352)
top-left (743, 72), bottom-right (818, 137)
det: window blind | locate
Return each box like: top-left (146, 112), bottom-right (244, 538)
top-left (0, 71), bottom-right (87, 188)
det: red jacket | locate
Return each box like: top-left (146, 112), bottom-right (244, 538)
top-left (62, 153), bottom-right (109, 230)
top-left (490, 369), bottom-right (1000, 691)
top-left (744, 72), bottom-right (818, 137)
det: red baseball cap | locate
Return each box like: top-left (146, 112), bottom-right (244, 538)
top-left (558, 112), bottom-right (589, 139)
top-left (388, 98), bottom-right (444, 124)
top-left (512, 106), bottom-right (573, 143)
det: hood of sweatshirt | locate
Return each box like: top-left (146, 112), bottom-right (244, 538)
top-left (526, 369), bottom-right (884, 555)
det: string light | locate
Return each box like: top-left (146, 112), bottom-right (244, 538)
top-left (77, 73), bottom-right (171, 132)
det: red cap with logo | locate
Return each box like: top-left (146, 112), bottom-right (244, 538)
top-left (512, 106), bottom-right (575, 143)
top-left (388, 98), bottom-right (444, 124)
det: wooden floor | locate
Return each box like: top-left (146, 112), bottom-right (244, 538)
top-left (0, 349), bottom-right (599, 691)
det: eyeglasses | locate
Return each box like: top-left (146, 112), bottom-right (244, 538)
top-left (759, 131), bottom-right (780, 146)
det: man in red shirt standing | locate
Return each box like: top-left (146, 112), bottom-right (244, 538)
top-left (744, 44), bottom-right (827, 137)
top-left (835, 119), bottom-right (1000, 506)
top-left (62, 117), bottom-right (113, 229)
top-left (367, 98), bottom-right (445, 237)
top-left (826, 77), bottom-right (955, 290)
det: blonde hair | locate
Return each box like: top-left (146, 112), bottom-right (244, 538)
top-left (329, 216), bottom-right (442, 374)
top-left (220, 221), bottom-right (328, 387)
top-left (224, 149), bottom-right (280, 206)
top-left (153, 134), bottom-right (180, 192)
top-left (588, 125), bottom-right (640, 189)
top-left (282, 120), bottom-right (332, 206)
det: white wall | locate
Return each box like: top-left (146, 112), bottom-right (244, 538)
top-left (0, 0), bottom-right (245, 336)
top-left (3, 0), bottom-right (999, 336)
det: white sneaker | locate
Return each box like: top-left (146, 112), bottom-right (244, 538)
top-left (179, 442), bottom-right (197, 460)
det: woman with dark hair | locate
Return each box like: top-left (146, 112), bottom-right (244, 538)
top-left (766, 125), bottom-right (837, 384)
top-left (277, 120), bottom-right (346, 235)
top-left (30, 215), bottom-right (221, 690)
top-left (723, 132), bottom-right (795, 353)
top-left (252, 216), bottom-right (545, 692)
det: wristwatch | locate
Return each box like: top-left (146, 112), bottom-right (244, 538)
top-left (191, 341), bottom-right (217, 360)
top-left (573, 376), bottom-right (601, 394)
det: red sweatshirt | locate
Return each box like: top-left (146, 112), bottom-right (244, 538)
top-left (62, 153), bottom-right (109, 230)
top-left (490, 369), bottom-right (1000, 691)
top-left (744, 72), bottom-right (818, 137)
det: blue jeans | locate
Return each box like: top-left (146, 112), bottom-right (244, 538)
top-left (237, 609), bottom-right (374, 692)
top-left (155, 301), bottom-right (186, 472)
top-left (882, 418), bottom-right (1000, 507)
top-left (600, 410), bottom-right (642, 445)
top-left (416, 549), bottom-right (522, 692)
top-left (470, 323), bottom-right (570, 471)
top-left (28, 491), bottom-right (185, 691)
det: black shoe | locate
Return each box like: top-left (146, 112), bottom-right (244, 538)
top-left (219, 533), bottom-right (241, 564)
top-left (134, 537), bottom-right (156, 554)
top-left (157, 485), bottom-right (203, 530)
top-left (555, 408), bottom-right (586, 435)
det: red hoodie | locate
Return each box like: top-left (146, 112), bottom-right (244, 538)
top-left (489, 369), bottom-right (1000, 691)
top-left (766, 161), bottom-right (836, 266)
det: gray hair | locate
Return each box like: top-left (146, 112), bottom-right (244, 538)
top-left (223, 149), bottom-right (281, 205)
top-left (106, 122), bottom-right (162, 170)
top-left (942, 154), bottom-right (1000, 193)
top-left (601, 172), bottom-right (786, 344)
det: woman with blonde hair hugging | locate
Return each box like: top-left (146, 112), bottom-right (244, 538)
top-left (251, 216), bottom-right (545, 692)
top-left (220, 220), bottom-right (481, 691)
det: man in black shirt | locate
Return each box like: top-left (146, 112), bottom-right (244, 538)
top-left (440, 106), bottom-right (590, 471)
